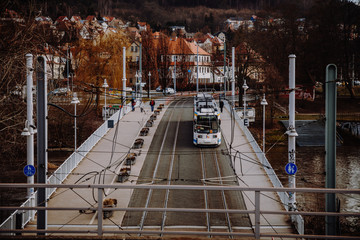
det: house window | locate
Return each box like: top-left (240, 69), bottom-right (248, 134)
top-left (135, 46), bottom-right (138, 52)
top-left (131, 46), bottom-right (134, 52)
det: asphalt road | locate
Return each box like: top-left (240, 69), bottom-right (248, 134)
top-left (122, 96), bottom-right (251, 232)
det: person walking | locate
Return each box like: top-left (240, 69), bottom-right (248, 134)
top-left (140, 100), bottom-right (144, 112)
top-left (150, 99), bottom-right (155, 112)
top-left (131, 98), bottom-right (135, 111)
top-left (219, 100), bottom-right (224, 113)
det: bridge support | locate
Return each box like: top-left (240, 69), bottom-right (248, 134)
top-left (325, 64), bottom-right (337, 236)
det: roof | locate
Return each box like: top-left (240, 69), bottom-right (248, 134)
top-left (168, 38), bottom-right (210, 56)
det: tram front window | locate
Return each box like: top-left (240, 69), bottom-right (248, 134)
top-left (196, 116), bottom-right (219, 133)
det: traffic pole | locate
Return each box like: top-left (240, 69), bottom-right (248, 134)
top-left (287, 54), bottom-right (298, 212)
top-left (325, 64), bottom-right (337, 236)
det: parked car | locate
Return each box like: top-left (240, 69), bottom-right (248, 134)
top-left (125, 87), bottom-right (133, 92)
top-left (354, 80), bottom-right (360, 86)
top-left (156, 86), bottom-right (162, 92)
top-left (165, 87), bottom-right (175, 94)
top-left (52, 88), bottom-right (69, 96)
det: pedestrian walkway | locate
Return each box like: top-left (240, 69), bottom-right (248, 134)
top-left (220, 101), bottom-right (294, 236)
top-left (25, 98), bottom-right (171, 232)
top-left (24, 94), bottom-right (294, 237)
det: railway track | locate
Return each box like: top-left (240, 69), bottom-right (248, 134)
top-left (122, 97), bottom-right (251, 236)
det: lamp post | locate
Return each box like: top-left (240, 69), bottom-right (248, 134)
top-left (102, 79), bottom-right (109, 121)
top-left (242, 79), bottom-right (249, 126)
top-left (261, 93), bottom-right (268, 154)
top-left (71, 93), bottom-right (80, 153)
top-left (135, 72), bottom-right (138, 98)
top-left (138, 72), bottom-right (142, 99)
top-left (148, 71), bottom-right (151, 99)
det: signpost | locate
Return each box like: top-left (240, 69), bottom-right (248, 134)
top-left (23, 165), bottom-right (36, 177)
top-left (285, 162), bottom-right (297, 175)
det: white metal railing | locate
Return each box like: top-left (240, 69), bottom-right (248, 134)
top-left (0, 103), bottom-right (133, 233)
top-left (0, 183), bottom-right (359, 239)
top-left (224, 101), bottom-right (304, 235)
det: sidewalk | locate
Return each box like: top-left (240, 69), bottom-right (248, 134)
top-left (26, 98), bottom-right (170, 230)
top-left (220, 100), bottom-right (293, 236)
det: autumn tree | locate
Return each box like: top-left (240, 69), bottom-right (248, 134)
top-left (74, 29), bottom-right (130, 106)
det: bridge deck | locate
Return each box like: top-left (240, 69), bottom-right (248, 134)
top-left (24, 95), bottom-right (293, 237)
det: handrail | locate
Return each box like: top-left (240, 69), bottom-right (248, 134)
top-left (0, 102), bottom-right (133, 233)
top-left (224, 101), bottom-right (305, 235)
top-left (0, 183), bottom-right (359, 239)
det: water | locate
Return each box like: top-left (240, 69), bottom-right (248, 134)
top-left (266, 142), bottom-right (360, 234)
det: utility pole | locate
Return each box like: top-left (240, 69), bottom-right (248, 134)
top-left (325, 64), bottom-right (337, 236)
top-left (139, 43), bottom-right (142, 99)
top-left (25, 54), bottom-right (35, 216)
top-left (122, 47), bottom-right (127, 103)
top-left (196, 43), bottom-right (199, 93)
top-left (223, 37), bottom-right (226, 97)
top-left (231, 47), bottom-right (235, 101)
top-left (36, 56), bottom-right (48, 234)
top-left (287, 54), bottom-right (298, 212)
top-left (174, 55), bottom-right (177, 94)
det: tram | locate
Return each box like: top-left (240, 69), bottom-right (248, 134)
top-left (193, 93), bottom-right (221, 147)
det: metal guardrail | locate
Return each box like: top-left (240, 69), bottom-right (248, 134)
top-left (0, 184), bottom-right (359, 239)
top-left (224, 101), bottom-right (305, 235)
top-left (0, 103), bottom-right (133, 233)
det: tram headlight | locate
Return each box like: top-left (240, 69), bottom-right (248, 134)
top-left (213, 135), bottom-right (217, 138)
top-left (198, 135), bottom-right (203, 138)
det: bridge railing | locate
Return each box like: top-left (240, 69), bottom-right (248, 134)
top-left (224, 101), bottom-right (304, 235)
top-left (0, 103), bottom-right (133, 234)
top-left (0, 183), bottom-right (359, 239)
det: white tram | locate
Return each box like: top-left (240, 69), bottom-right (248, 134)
top-left (193, 93), bottom-right (221, 147)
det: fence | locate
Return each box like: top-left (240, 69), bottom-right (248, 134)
top-left (0, 183), bottom-right (359, 239)
top-left (0, 103), bottom-right (133, 233)
top-left (224, 101), bottom-right (305, 235)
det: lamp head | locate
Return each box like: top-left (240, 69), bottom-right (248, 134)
top-left (102, 79), bottom-right (109, 88)
top-left (71, 92), bottom-right (80, 104)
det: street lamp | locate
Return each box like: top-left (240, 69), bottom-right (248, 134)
top-left (135, 72), bottom-right (138, 98)
top-left (148, 71), bottom-right (151, 99)
top-left (138, 72), bottom-right (142, 99)
top-left (242, 79), bottom-right (249, 126)
top-left (261, 93), bottom-right (268, 154)
top-left (71, 93), bottom-right (80, 154)
top-left (102, 79), bottom-right (109, 121)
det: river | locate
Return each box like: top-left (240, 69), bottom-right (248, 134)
top-left (266, 139), bottom-right (360, 235)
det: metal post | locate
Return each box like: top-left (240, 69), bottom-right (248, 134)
top-left (102, 79), bottom-right (109, 121)
top-left (139, 43), bottom-right (142, 99)
top-left (66, 46), bottom-right (70, 91)
top-left (36, 56), bottom-right (48, 234)
top-left (288, 54), bottom-right (298, 211)
top-left (261, 94), bottom-right (268, 155)
top-left (223, 38), bottom-right (226, 97)
top-left (25, 54), bottom-right (35, 206)
top-left (135, 72), bottom-right (138, 98)
top-left (97, 188), bottom-right (103, 236)
top-left (71, 93), bottom-right (80, 154)
top-left (242, 80), bottom-right (249, 125)
top-left (148, 71), bottom-right (151, 99)
top-left (231, 47), bottom-right (235, 98)
top-left (197, 43), bottom-right (199, 93)
top-left (174, 55), bottom-right (177, 94)
top-left (255, 191), bottom-right (260, 239)
top-left (325, 64), bottom-right (337, 236)
top-left (122, 47), bottom-right (127, 103)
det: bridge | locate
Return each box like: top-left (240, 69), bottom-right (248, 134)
top-left (1, 94), bottom-right (359, 239)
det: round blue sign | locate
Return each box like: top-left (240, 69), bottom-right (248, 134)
top-left (24, 165), bottom-right (36, 177)
top-left (285, 162), bottom-right (297, 175)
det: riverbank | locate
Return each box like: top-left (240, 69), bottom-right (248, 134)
top-left (248, 97), bottom-right (360, 236)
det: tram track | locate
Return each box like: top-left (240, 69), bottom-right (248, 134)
top-left (122, 97), bottom-right (251, 236)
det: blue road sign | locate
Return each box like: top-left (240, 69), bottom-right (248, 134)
top-left (285, 162), bottom-right (297, 175)
top-left (24, 165), bottom-right (36, 177)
